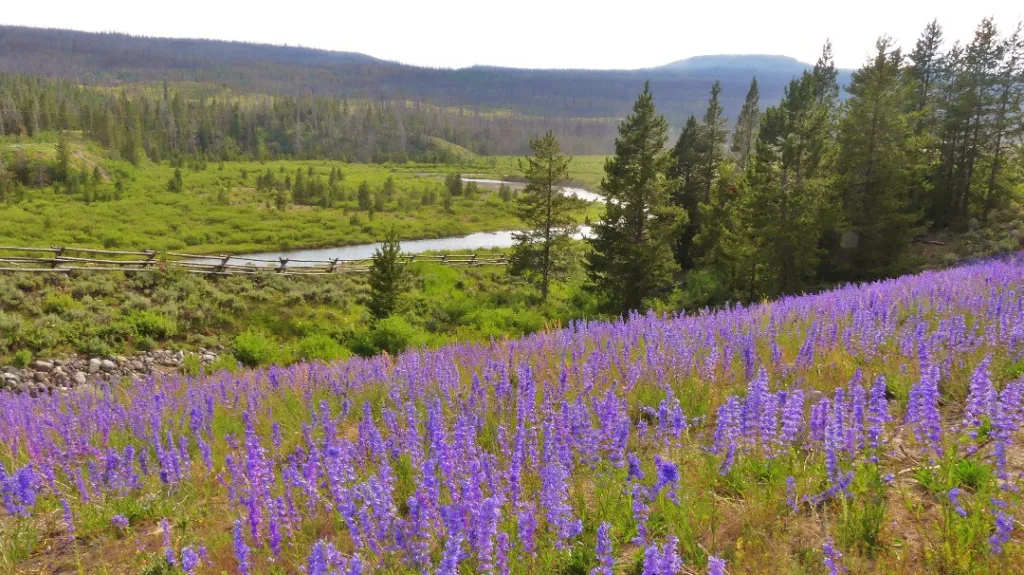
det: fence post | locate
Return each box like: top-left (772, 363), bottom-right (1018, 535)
top-left (145, 249), bottom-right (157, 267)
top-left (50, 246), bottom-right (65, 270)
top-left (277, 258), bottom-right (289, 274)
top-left (471, 253), bottom-right (478, 265)
top-left (217, 255), bottom-right (230, 273)
top-left (328, 258), bottom-right (339, 273)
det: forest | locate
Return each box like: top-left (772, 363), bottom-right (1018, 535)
top-left (0, 24), bottom-right (851, 147)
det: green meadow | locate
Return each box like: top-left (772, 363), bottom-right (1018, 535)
top-left (0, 136), bottom-right (605, 255)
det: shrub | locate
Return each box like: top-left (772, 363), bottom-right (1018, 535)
top-left (127, 310), bottom-right (177, 339)
top-left (41, 293), bottom-right (78, 315)
top-left (11, 349), bottom-right (33, 369)
top-left (208, 353), bottom-right (242, 373)
top-left (232, 329), bottom-right (279, 367)
top-left (372, 316), bottom-right (427, 355)
top-left (348, 316), bottom-right (427, 357)
top-left (294, 334), bottom-right (347, 363)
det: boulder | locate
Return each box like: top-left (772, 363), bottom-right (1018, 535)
top-left (31, 360), bottom-right (54, 371)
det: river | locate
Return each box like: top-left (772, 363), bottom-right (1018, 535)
top-left (460, 178), bottom-right (605, 203)
top-left (231, 178), bottom-right (601, 265)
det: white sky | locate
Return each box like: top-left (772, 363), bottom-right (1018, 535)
top-left (4, 1), bottom-right (1022, 70)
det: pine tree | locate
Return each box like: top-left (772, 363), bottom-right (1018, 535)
top-left (367, 228), bottom-right (405, 320)
top-left (836, 37), bottom-right (923, 280)
top-left (508, 130), bottom-right (584, 301)
top-left (55, 132), bottom-right (71, 183)
top-left (908, 20), bottom-right (945, 113)
top-left (357, 181), bottom-right (372, 211)
top-left (167, 168), bottom-right (183, 193)
top-left (732, 106), bottom-right (827, 297)
top-left (983, 23), bottom-right (1024, 220)
top-left (731, 78), bottom-right (761, 170)
top-left (586, 82), bottom-right (684, 313)
top-left (934, 19), bottom-right (1004, 229)
top-left (700, 81), bottom-right (729, 200)
top-left (668, 115), bottom-right (703, 268)
top-left (445, 173), bottom-right (463, 197)
top-left (382, 175), bottom-right (396, 203)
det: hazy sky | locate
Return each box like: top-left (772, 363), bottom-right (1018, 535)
top-left (5, 1), bottom-right (1022, 70)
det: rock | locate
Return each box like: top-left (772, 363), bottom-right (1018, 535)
top-left (116, 356), bottom-right (128, 365)
top-left (31, 360), bottom-right (54, 371)
top-left (3, 366), bottom-right (20, 375)
top-left (100, 359), bottom-right (117, 371)
top-left (202, 354), bottom-right (216, 363)
top-left (88, 358), bottom-right (101, 374)
top-left (33, 371), bottom-right (48, 383)
top-left (72, 372), bottom-right (87, 386)
top-left (130, 360), bottom-right (145, 372)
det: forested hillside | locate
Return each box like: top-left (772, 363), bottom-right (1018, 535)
top-left (0, 25), bottom-right (845, 129)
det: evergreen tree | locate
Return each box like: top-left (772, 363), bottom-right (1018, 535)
top-left (934, 19), bottom-right (1003, 229)
top-left (508, 130), bottom-right (584, 301)
top-left (983, 23), bottom-right (1024, 220)
top-left (908, 20), bottom-right (945, 113)
top-left (668, 115), bottom-right (704, 268)
top-left (731, 78), bottom-right (761, 170)
top-left (586, 83), bottom-right (684, 313)
top-left (731, 106), bottom-right (827, 297)
top-left (367, 228), bottom-right (405, 320)
top-left (167, 168), bottom-right (183, 193)
top-left (700, 81), bottom-right (729, 198)
top-left (55, 132), bottom-right (71, 183)
top-left (836, 37), bottom-right (923, 280)
top-left (382, 175), bottom-right (396, 203)
top-left (445, 173), bottom-right (463, 197)
top-left (669, 82), bottom-right (728, 270)
top-left (357, 181), bottom-right (372, 211)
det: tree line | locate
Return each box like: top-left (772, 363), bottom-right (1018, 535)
top-left (0, 74), bottom-right (617, 169)
top-left (510, 19), bottom-right (1024, 313)
top-left (0, 25), bottom-right (835, 129)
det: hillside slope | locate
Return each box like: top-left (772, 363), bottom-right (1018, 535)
top-left (0, 26), bottom-right (850, 125)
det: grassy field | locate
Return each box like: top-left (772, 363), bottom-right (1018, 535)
top-left (0, 136), bottom-right (605, 255)
top-left (478, 155), bottom-right (607, 189)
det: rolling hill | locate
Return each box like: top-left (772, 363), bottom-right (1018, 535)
top-left (0, 25), bottom-right (850, 127)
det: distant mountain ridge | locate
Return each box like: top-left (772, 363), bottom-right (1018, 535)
top-left (657, 54), bottom-right (816, 74)
top-left (0, 25), bottom-right (849, 127)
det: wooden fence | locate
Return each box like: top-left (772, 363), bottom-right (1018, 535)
top-left (0, 245), bottom-right (508, 276)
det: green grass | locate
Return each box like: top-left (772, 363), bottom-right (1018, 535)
top-left (0, 136), bottom-right (604, 255)
top-left (470, 155), bottom-right (608, 189)
top-left (0, 251), bottom-right (590, 364)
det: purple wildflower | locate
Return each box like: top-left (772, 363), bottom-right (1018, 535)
top-left (162, 518), bottom-right (176, 567)
top-left (181, 546), bottom-right (201, 574)
top-left (822, 539), bottom-right (845, 574)
top-left (948, 488), bottom-right (967, 518)
top-left (707, 555), bottom-right (727, 575)
top-left (233, 519), bottom-right (251, 575)
top-left (591, 522), bottom-right (613, 575)
top-left (990, 511), bottom-right (1015, 555)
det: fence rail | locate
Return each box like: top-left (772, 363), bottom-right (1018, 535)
top-left (0, 246), bottom-right (508, 276)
